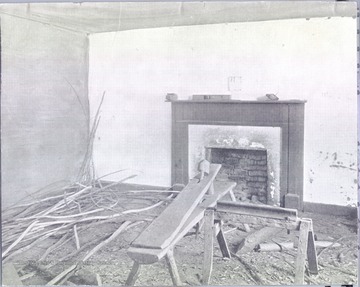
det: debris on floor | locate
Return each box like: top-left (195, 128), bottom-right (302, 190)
top-left (2, 182), bottom-right (358, 286)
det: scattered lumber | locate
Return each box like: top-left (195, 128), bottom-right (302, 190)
top-left (236, 227), bottom-right (281, 254)
top-left (255, 241), bottom-right (341, 252)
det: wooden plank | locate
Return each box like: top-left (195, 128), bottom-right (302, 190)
top-left (216, 200), bottom-right (298, 221)
top-left (294, 220), bottom-right (311, 284)
top-left (202, 209), bottom-right (214, 285)
top-left (132, 164), bottom-right (221, 249)
top-left (237, 227), bottom-right (281, 254)
top-left (257, 241), bottom-right (339, 252)
top-left (128, 181), bottom-right (236, 264)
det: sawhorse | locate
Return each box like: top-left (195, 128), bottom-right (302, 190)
top-left (215, 201), bottom-right (319, 284)
top-left (126, 180), bottom-right (236, 286)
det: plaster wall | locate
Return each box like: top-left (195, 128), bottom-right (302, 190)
top-left (89, 17), bottom-right (357, 206)
top-left (1, 15), bottom-right (89, 208)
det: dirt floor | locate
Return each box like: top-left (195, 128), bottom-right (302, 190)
top-left (3, 184), bottom-right (358, 286)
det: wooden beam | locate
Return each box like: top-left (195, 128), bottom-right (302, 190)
top-left (216, 200), bottom-right (298, 221)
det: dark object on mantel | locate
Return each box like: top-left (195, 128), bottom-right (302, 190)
top-left (192, 94), bottom-right (231, 101)
top-left (257, 94), bottom-right (279, 101)
top-left (165, 93), bottom-right (178, 102)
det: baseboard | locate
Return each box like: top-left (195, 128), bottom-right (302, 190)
top-left (303, 201), bottom-right (358, 218)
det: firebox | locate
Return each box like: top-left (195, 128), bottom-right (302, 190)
top-left (206, 147), bottom-right (268, 203)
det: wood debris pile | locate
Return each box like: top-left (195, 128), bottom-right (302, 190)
top-left (2, 179), bottom-right (178, 284)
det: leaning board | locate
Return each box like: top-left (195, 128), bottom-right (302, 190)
top-left (131, 164), bottom-right (221, 250)
top-left (128, 181), bottom-right (236, 264)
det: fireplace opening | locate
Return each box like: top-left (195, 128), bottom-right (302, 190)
top-left (206, 147), bottom-right (268, 203)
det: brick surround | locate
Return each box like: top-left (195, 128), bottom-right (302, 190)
top-left (206, 147), bottom-right (268, 203)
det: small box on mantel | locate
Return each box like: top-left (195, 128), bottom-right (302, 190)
top-left (192, 94), bottom-right (231, 101)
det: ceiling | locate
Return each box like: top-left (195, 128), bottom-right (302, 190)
top-left (0, 1), bottom-right (357, 34)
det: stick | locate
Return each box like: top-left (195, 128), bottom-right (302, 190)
top-left (9, 192), bottom-right (77, 209)
top-left (317, 235), bottom-right (356, 257)
top-left (2, 220), bottom-right (39, 257)
top-left (125, 190), bottom-right (180, 194)
top-left (18, 208), bottom-right (104, 221)
top-left (48, 221), bottom-right (142, 285)
top-left (31, 186), bottom-right (92, 218)
top-left (74, 225), bottom-right (80, 250)
top-left (3, 228), bottom-right (59, 263)
top-left (230, 252), bottom-right (262, 284)
top-left (82, 221), bottom-right (131, 261)
top-left (46, 264), bottom-right (78, 285)
top-left (223, 227), bottom-right (238, 235)
top-left (122, 194), bottom-right (174, 214)
top-left (39, 232), bottom-right (70, 261)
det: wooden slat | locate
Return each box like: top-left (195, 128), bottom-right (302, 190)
top-left (128, 181), bottom-right (236, 263)
top-left (132, 164), bottom-right (221, 249)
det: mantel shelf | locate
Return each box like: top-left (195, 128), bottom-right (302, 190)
top-left (169, 99), bottom-right (307, 104)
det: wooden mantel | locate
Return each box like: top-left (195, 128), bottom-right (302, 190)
top-left (170, 100), bottom-right (306, 209)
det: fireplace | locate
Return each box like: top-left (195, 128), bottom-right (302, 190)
top-left (170, 100), bottom-right (306, 209)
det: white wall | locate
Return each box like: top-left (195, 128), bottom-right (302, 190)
top-left (1, 15), bottom-right (89, 208)
top-left (89, 17), bottom-right (357, 206)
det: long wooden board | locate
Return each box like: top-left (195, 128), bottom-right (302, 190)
top-left (128, 181), bottom-right (236, 263)
top-left (216, 200), bottom-right (298, 221)
top-left (132, 164), bottom-right (221, 249)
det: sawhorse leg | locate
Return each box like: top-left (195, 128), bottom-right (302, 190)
top-left (125, 261), bottom-right (141, 286)
top-left (214, 219), bottom-right (231, 258)
top-left (203, 210), bottom-right (232, 284)
top-left (126, 249), bottom-right (182, 286)
top-left (307, 219), bottom-right (318, 275)
top-left (202, 209), bottom-right (214, 285)
top-left (165, 248), bottom-right (182, 286)
top-left (294, 219), bottom-right (318, 284)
